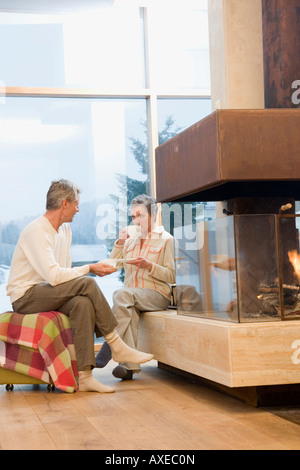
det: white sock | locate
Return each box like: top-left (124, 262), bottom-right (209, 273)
top-left (104, 331), bottom-right (153, 365)
top-left (78, 369), bottom-right (115, 393)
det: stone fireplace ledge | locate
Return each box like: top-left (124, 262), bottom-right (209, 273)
top-left (137, 311), bottom-right (300, 390)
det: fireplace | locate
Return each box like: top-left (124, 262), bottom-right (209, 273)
top-left (173, 212), bottom-right (300, 323)
top-left (156, 109), bottom-right (300, 323)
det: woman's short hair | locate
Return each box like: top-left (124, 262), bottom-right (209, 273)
top-left (130, 194), bottom-right (158, 216)
top-left (46, 179), bottom-right (81, 210)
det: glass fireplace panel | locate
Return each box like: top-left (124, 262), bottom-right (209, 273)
top-left (174, 214), bottom-right (287, 323)
top-left (278, 215), bottom-right (300, 320)
top-left (174, 216), bottom-right (238, 322)
top-left (234, 215), bottom-right (281, 322)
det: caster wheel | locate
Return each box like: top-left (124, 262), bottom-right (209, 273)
top-left (6, 384), bottom-right (14, 391)
top-left (47, 384), bottom-right (55, 392)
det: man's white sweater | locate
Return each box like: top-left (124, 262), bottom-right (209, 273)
top-left (6, 215), bottom-right (89, 304)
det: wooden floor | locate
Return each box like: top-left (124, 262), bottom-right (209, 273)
top-left (0, 360), bottom-right (300, 450)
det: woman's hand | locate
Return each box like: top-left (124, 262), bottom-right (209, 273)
top-left (126, 257), bottom-right (153, 272)
top-left (116, 227), bottom-right (129, 246)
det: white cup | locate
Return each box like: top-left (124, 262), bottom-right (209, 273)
top-left (127, 225), bottom-right (141, 237)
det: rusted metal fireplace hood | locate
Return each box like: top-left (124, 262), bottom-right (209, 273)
top-left (155, 109), bottom-right (300, 202)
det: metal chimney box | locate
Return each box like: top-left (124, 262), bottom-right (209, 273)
top-left (155, 109), bottom-right (300, 203)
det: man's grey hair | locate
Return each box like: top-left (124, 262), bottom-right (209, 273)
top-left (46, 179), bottom-right (81, 210)
top-left (130, 194), bottom-right (158, 216)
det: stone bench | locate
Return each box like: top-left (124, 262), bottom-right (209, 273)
top-left (137, 310), bottom-right (300, 393)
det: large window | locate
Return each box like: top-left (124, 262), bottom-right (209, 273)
top-left (0, 0), bottom-right (211, 310)
top-left (147, 3), bottom-right (210, 90)
top-left (0, 6), bottom-right (146, 88)
top-left (157, 98), bottom-right (212, 145)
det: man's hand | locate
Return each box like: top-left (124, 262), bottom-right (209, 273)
top-left (89, 262), bottom-right (117, 277)
top-left (126, 257), bottom-right (153, 272)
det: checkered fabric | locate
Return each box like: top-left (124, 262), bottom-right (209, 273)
top-left (0, 311), bottom-right (78, 393)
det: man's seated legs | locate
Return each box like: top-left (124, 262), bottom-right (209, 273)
top-left (13, 277), bottom-right (154, 392)
top-left (58, 295), bottom-right (115, 393)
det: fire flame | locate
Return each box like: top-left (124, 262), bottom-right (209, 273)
top-left (288, 250), bottom-right (300, 281)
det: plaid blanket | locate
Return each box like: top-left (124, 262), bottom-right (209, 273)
top-left (0, 311), bottom-right (78, 393)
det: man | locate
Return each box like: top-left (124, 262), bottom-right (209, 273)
top-left (96, 194), bottom-right (175, 380)
top-left (6, 179), bottom-right (153, 393)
